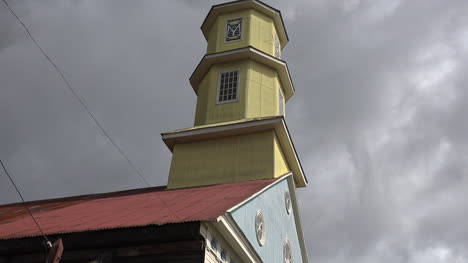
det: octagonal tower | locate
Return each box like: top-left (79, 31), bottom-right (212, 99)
top-left (162, 0), bottom-right (307, 189)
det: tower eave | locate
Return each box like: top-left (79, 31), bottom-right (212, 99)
top-left (201, 0), bottom-right (289, 47)
top-left (189, 46), bottom-right (295, 102)
top-left (161, 116), bottom-right (308, 188)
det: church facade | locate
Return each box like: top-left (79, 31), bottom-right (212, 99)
top-left (0, 1), bottom-right (309, 262)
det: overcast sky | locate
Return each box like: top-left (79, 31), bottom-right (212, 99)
top-left (1, 0), bottom-right (468, 262)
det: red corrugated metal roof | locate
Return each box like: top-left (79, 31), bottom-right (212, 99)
top-left (0, 178), bottom-right (278, 240)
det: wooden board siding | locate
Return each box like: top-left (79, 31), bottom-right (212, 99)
top-left (200, 223), bottom-right (243, 263)
top-left (230, 178), bottom-right (304, 263)
top-left (194, 58), bottom-right (284, 128)
top-left (194, 60), bottom-right (250, 126)
top-left (168, 130), bottom-right (276, 189)
top-left (0, 223), bottom-right (205, 263)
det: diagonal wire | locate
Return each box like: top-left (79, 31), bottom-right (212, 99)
top-left (2, 0), bottom-right (147, 184)
top-left (1, 0), bottom-right (180, 221)
top-left (0, 160), bottom-right (50, 244)
top-left (2, 0), bottom-right (144, 185)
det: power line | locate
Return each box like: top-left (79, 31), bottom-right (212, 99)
top-left (1, 0), bottom-right (181, 221)
top-left (0, 159), bottom-right (50, 245)
top-left (2, 0), bottom-right (147, 186)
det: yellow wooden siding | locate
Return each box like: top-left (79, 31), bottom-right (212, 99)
top-left (206, 20), bottom-right (218, 54)
top-left (206, 9), bottom-right (279, 56)
top-left (167, 130), bottom-right (276, 189)
top-left (194, 61), bottom-right (249, 126)
top-left (274, 133), bottom-right (290, 177)
top-left (245, 60), bottom-right (279, 118)
top-left (248, 9), bottom-right (277, 56)
top-left (194, 59), bottom-right (284, 126)
top-left (194, 70), bottom-right (211, 126)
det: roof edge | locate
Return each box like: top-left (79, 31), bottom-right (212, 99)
top-left (0, 185), bottom-right (167, 209)
top-left (161, 117), bottom-right (307, 187)
top-left (227, 173), bottom-right (291, 213)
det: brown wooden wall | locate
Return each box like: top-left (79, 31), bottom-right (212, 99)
top-left (0, 222), bottom-right (205, 263)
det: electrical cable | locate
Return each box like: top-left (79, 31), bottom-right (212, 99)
top-left (1, 0), bottom-right (181, 221)
top-left (0, 160), bottom-right (51, 245)
top-left (1, 0), bottom-right (144, 186)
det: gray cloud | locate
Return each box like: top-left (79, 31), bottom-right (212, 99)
top-left (1, 0), bottom-right (467, 262)
top-left (288, 0), bottom-right (468, 262)
top-left (0, 2), bottom-right (25, 51)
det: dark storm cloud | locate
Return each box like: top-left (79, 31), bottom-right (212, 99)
top-left (0, 0), bottom-right (202, 201)
top-left (281, 0), bottom-right (468, 262)
top-left (1, 0), bottom-right (467, 262)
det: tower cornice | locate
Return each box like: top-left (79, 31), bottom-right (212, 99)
top-left (190, 46), bottom-right (295, 102)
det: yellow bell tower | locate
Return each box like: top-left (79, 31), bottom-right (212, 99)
top-left (162, 0), bottom-right (307, 189)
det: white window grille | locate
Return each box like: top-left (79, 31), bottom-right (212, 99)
top-left (218, 70), bottom-right (239, 103)
top-left (225, 18), bottom-right (242, 42)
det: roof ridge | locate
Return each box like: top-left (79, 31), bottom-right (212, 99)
top-left (0, 177), bottom-right (281, 209)
top-left (0, 185), bottom-right (167, 208)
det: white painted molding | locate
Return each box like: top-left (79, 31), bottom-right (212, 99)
top-left (287, 175), bottom-right (310, 263)
top-left (213, 215), bottom-right (263, 263)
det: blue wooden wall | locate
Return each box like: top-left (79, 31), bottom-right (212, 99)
top-left (230, 177), bottom-right (304, 263)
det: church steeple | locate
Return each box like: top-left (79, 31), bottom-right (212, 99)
top-left (190, 0), bottom-right (294, 126)
top-left (162, 0), bottom-right (307, 190)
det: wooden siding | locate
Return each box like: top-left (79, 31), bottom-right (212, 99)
top-left (245, 60), bottom-right (281, 120)
top-left (167, 130), bottom-right (276, 189)
top-left (230, 179), bottom-right (304, 263)
top-left (274, 134), bottom-right (290, 177)
top-left (248, 9), bottom-right (278, 56)
top-left (194, 59), bottom-right (283, 127)
top-left (194, 60), bottom-right (249, 126)
top-left (200, 223), bottom-right (243, 263)
top-left (0, 223), bottom-right (205, 263)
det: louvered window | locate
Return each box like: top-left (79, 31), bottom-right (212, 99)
top-left (218, 70), bottom-right (239, 103)
top-left (225, 18), bottom-right (242, 42)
